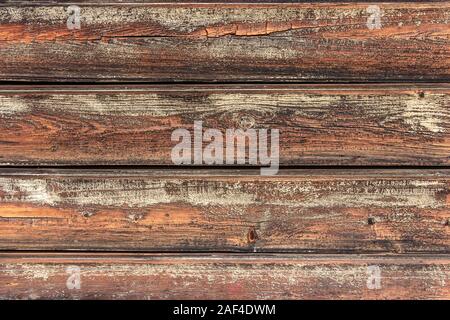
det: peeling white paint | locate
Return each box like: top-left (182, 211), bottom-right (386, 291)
top-left (0, 177), bottom-right (446, 210)
top-left (402, 96), bottom-right (446, 133)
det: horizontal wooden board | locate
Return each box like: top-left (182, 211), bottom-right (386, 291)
top-left (0, 169), bottom-right (448, 252)
top-left (0, 3), bottom-right (448, 82)
top-left (0, 253), bottom-right (448, 299)
top-left (0, 84), bottom-right (449, 166)
top-left (6, 1), bottom-right (445, 3)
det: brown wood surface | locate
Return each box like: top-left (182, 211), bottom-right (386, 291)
top-left (0, 253), bottom-right (448, 299)
top-left (0, 2), bottom-right (448, 82)
top-left (1, 1), bottom-right (449, 301)
top-left (0, 84), bottom-right (449, 166)
top-left (5, 1), bottom-right (445, 3)
top-left (0, 169), bottom-right (448, 252)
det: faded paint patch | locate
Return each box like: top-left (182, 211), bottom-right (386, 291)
top-left (1, 92), bottom-right (448, 134)
top-left (0, 178), bottom-right (60, 205)
top-left (0, 177), bottom-right (447, 210)
top-left (0, 6), bottom-right (371, 33)
top-left (2, 5), bottom-right (448, 35)
top-left (401, 96), bottom-right (447, 133)
top-left (0, 178), bottom-right (256, 208)
top-left (205, 37), bottom-right (300, 60)
top-left (270, 179), bottom-right (448, 209)
top-left (0, 92), bottom-right (328, 118)
top-left (3, 263), bottom-right (59, 280)
top-left (1, 259), bottom-right (448, 299)
top-left (0, 96), bottom-right (30, 117)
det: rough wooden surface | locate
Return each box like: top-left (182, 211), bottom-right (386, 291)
top-left (0, 169), bottom-right (448, 252)
top-left (6, 1), bottom-right (445, 3)
top-left (1, 1), bottom-right (449, 301)
top-left (0, 253), bottom-right (448, 300)
top-left (0, 84), bottom-right (449, 166)
top-left (0, 3), bottom-right (448, 82)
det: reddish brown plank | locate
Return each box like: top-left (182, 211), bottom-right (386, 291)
top-left (0, 253), bottom-right (448, 300)
top-left (5, 1), bottom-right (444, 3)
top-left (0, 169), bottom-right (448, 252)
top-left (0, 3), bottom-right (448, 82)
top-left (0, 84), bottom-right (449, 166)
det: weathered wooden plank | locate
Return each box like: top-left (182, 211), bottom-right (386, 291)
top-left (5, 1), bottom-right (445, 3)
top-left (0, 169), bottom-right (448, 252)
top-left (0, 253), bottom-right (448, 299)
top-left (0, 84), bottom-right (449, 166)
top-left (0, 3), bottom-right (448, 82)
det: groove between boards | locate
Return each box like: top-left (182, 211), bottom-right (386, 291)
top-left (0, 249), bottom-right (449, 254)
top-left (1, 251), bottom-right (449, 259)
top-left (0, 82), bottom-right (449, 91)
top-left (1, 166), bottom-right (450, 174)
top-left (1, 80), bottom-right (450, 86)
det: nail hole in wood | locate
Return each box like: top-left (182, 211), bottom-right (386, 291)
top-left (81, 210), bottom-right (94, 218)
top-left (247, 227), bottom-right (258, 243)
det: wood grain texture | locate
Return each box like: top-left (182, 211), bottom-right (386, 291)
top-left (0, 3), bottom-right (448, 82)
top-left (0, 169), bottom-right (448, 252)
top-left (5, 1), bottom-right (446, 3)
top-left (1, 84), bottom-right (449, 166)
top-left (0, 253), bottom-right (448, 299)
